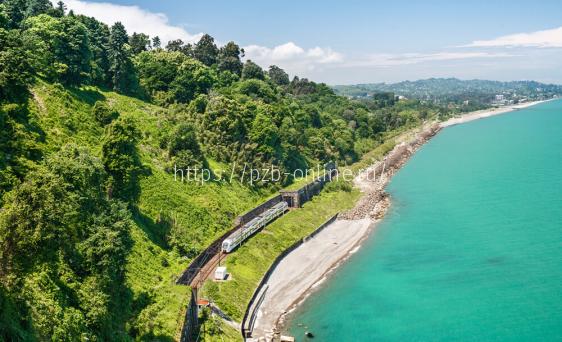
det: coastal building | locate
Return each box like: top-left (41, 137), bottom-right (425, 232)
top-left (214, 266), bottom-right (227, 280)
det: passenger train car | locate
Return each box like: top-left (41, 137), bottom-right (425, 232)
top-left (221, 201), bottom-right (289, 253)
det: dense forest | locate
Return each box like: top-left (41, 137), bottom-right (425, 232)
top-left (0, 1), bottom-right (451, 340)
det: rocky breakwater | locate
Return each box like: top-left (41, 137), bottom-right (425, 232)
top-left (339, 123), bottom-right (441, 221)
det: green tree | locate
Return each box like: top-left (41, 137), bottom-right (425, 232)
top-left (135, 50), bottom-right (187, 104)
top-left (58, 16), bottom-right (92, 85)
top-left (193, 33), bottom-right (218, 66)
top-left (0, 6), bottom-right (8, 29)
top-left (170, 58), bottom-right (215, 103)
top-left (0, 144), bottom-right (133, 339)
top-left (102, 117), bottom-right (142, 200)
top-left (2, 0), bottom-right (25, 29)
top-left (241, 60), bottom-right (265, 80)
top-left (152, 35), bottom-right (161, 49)
top-left (25, 0), bottom-right (52, 18)
top-left (217, 41), bottom-right (243, 76)
top-left (0, 28), bottom-right (32, 101)
top-left (198, 95), bottom-right (248, 162)
top-left (168, 123), bottom-right (202, 157)
top-left (129, 32), bottom-right (150, 54)
top-left (236, 79), bottom-right (276, 103)
top-left (268, 65), bottom-right (289, 86)
top-left (0, 167), bottom-right (77, 273)
top-left (23, 14), bottom-right (92, 85)
top-left (167, 123), bottom-right (206, 170)
top-left (77, 15), bottom-right (110, 86)
top-left (289, 76), bottom-right (318, 95)
top-left (165, 38), bottom-right (192, 56)
top-left (249, 107), bottom-right (281, 161)
top-left (108, 22), bottom-right (136, 93)
top-left (136, 50), bottom-right (215, 104)
top-left (54, 1), bottom-right (66, 17)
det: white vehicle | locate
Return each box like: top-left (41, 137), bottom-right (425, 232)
top-left (222, 201), bottom-right (288, 253)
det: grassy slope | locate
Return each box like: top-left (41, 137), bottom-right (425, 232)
top-left (29, 80), bottom-right (277, 340)
top-left (28, 80), bottom-right (434, 341)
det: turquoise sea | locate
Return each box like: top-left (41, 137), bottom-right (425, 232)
top-left (287, 100), bottom-right (562, 341)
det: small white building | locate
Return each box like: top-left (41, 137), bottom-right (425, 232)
top-left (214, 266), bottom-right (227, 280)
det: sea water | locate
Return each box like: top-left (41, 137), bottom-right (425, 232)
top-left (287, 100), bottom-right (562, 341)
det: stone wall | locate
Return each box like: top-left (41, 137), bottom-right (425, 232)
top-left (234, 195), bottom-right (283, 227)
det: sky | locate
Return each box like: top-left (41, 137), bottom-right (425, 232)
top-left (59, 0), bottom-right (562, 84)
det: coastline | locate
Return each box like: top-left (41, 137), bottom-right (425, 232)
top-left (440, 100), bottom-right (547, 127)
top-left (247, 99), bottom-right (550, 341)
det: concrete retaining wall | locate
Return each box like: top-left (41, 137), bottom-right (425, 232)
top-left (241, 213), bottom-right (339, 338)
top-left (234, 195), bottom-right (283, 227)
top-left (179, 289), bottom-right (198, 342)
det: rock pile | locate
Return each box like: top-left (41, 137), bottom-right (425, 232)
top-left (339, 124), bottom-right (441, 221)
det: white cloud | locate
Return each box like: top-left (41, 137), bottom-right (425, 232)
top-left (346, 51), bottom-right (514, 67)
top-left (463, 26), bottom-right (562, 48)
top-left (244, 42), bottom-right (343, 74)
top-left (56, 0), bottom-right (343, 76)
top-left (52, 0), bottom-right (528, 83)
top-left (59, 0), bottom-right (203, 44)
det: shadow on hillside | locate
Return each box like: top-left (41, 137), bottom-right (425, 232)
top-left (1, 95), bottom-right (46, 197)
top-left (68, 87), bottom-right (106, 105)
top-left (132, 208), bottom-right (172, 250)
top-left (139, 334), bottom-right (175, 342)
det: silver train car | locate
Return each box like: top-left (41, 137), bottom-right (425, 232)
top-left (222, 201), bottom-right (289, 253)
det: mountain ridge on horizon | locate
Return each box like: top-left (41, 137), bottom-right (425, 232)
top-left (332, 78), bottom-right (562, 104)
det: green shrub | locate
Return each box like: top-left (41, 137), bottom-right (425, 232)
top-left (92, 101), bottom-right (119, 125)
top-left (323, 179), bottom-right (353, 192)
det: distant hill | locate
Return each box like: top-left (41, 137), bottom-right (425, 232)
top-left (333, 78), bottom-right (562, 106)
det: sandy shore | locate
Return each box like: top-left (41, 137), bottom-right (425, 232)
top-left (247, 99), bottom-right (549, 341)
top-left (250, 218), bottom-right (373, 340)
top-left (440, 100), bottom-right (546, 128)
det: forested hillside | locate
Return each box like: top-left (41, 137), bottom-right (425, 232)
top-left (0, 1), bottom-right (446, 340)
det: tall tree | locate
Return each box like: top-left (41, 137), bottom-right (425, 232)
top-left (58, 16), bottom-right (92, 85)
top-left (108, 22), bottom-right (135, 93)
top-left (0, 7), bottom-right (8, 29)
top-left (268, 65), bottom-right (289, 86)
top-left (102, 117), bottom-right (142, 200)
top-left (25, 0), bottom-right (53, 18)
top-left (165, 39), bottom-right (192, 56)
top-left (170, 58), bottom-right (215, 103)
top-left (151, 35), bottom-right (161, 49)
top-left (0, 28), bottom-right (32, 101)
top-left (135, 50), bottom-right (187, 104)
top-left (193, 33), bottom-right (218, 66)
top-left (3, 0), bottom-right (25, 28)
top-left (54, 1), bottom-right (66, 17)
top-left (23, 14), bottom-right (92, 85)
top-left (217, 41), bottom-right (243, 76)
top-left (77, 15), bottom-right (110, 86)
top-left (241, 60), bottom-right (265, 80)
top-left (128, 32), bottom-right (150, 54)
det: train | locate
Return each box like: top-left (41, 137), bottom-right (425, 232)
top-left (221, 201), bottom-right (289, 253)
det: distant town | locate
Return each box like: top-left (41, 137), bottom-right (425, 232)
top-left (333, 78), bottom-right (562, 112)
